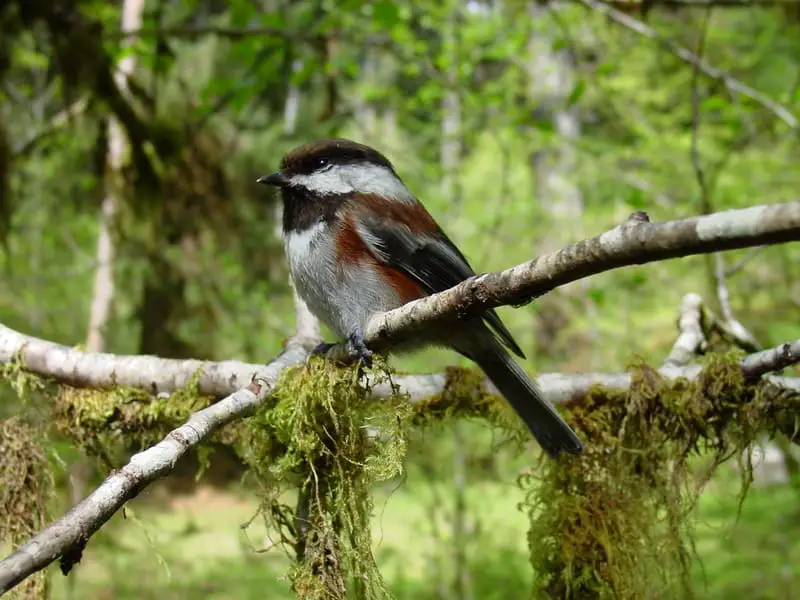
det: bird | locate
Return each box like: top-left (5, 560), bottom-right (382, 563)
top-left (257, 138), bottom-right (583, 458)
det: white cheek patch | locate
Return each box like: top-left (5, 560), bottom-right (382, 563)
top-left (289, 164), bottom-right (415, 202)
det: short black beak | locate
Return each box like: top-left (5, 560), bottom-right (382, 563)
top-left (257, 171), bottom-right (289, 187)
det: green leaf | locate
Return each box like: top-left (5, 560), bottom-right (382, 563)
top-left (587, 286), bottom-right (606, 306)
top-left (373, 1), bottom-right (400, 28)
top-left (566, 80), bottom-right (586, 107)
top-left (595, 62), bottom-right (615, 75)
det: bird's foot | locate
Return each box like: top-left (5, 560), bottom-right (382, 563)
top-left (346, 333), bottom-right (374, 368)
top-left (308, 336), bottom-right (373, 370)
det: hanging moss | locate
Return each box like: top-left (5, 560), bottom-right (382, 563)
top-left (52, 369), bottom-right (212, 462)
top-left (0, 352), bottom-right (48, 404)
top-left (236, 357), bottom-right (411, 600)
top-left (411, 365), bottom-right (529, 446)
top-left (0, 417), bottom-right (53, 600)
top-left (524, 353), bottom-right (800, 600)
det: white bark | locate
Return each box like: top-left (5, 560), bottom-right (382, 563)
top-left (663, 293), bottom-right (706, 367)
top-left (85, 0), bottom-right (145, 352)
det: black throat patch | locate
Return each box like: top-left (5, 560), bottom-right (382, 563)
top-left (281, 186), bottom-right (350, 233)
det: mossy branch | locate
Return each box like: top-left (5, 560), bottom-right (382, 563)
top-left (2, 202), bottom-right (800, 596)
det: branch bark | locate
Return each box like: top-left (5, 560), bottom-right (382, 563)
top-left (363, 201), bottom-right (800, 351)
top-left (663, 293), bottom-right (706, 367)
top-left (0, 293), bottom-right (320, 595)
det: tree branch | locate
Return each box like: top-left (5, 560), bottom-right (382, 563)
top-left (363, 202), bottom-right (800, 351)
top-left (0, 294), bottom-right (320, 595)
top-left (579, 0), bottom-right (799, 128)
top-left (742, 341), bottom-right (800, 380)
top-left (2, 202), bottom-right (800, 593)
top-left (663, 293), bottom-right (706, 367)
top-left (2, 202), bottom-right (800, 397)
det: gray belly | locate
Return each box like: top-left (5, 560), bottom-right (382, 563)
top-left (285, 223), bottom-right (404, 338)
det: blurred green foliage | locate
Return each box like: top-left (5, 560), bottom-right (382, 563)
top-left (1, 0), bottom-right (800, 598)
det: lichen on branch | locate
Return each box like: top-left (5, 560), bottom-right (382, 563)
top-left (525, 353), bottom-right (800, 600)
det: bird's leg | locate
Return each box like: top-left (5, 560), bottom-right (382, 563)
top-left (310, 341), bottom-right (337, 358)
top-left (345, 332), bottom-right (374, 368)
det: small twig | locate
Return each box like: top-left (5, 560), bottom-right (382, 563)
top-left (724, 246), bottom-right (767, 277)
top-left (663, 293), bottom-right (707, 367)
top-left (742, 341), bottom-right (800, 380)
top-left (712, 254), bottom-right (762, 352)
top-left (12, 97), bottom-right (90, 158)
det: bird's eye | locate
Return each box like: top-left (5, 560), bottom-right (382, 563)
top-left (317, 158), bottom-right (329, 168)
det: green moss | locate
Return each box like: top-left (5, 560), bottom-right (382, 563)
top-left (0, 351), bottom-right (48, 403)
top-left (53, 369), bottom-right (212, 460)
top-left (4, 342), bottom-right (799, 600)
top-left (412, 366), bottom-right (528, 445)
top-left (0, 417), bottom-right (53, 599)
top-left (524, 353), bottom-right (800, 600)
top-left (236, 357), bottom-right (411, 599)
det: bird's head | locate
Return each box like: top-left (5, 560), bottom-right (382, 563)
top-left (257, 138), bottom-right (411, 200)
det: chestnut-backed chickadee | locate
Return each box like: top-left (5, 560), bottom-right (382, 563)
top-left (258, 139), bottom-right (583, 457)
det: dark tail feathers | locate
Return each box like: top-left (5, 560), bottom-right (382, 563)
top-left (477, 353), bottom-right (583, 457)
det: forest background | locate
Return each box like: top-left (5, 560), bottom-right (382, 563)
top-left (1, 0), bottom-right (800, 598)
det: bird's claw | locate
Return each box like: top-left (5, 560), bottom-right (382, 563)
top-left (308, 336), bottom-right (373, 370)
top-left (346, 333), bottom-right (373, 368)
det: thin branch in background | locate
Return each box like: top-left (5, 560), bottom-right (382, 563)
top-left (724, 246), bottom-right (767, 277)
top-left (712, 253), bottom-right (762, 352)
top-left (194, 45), bottom-right (275, 130)
top-left (578, 0), bottom-right (798, 128)
top-left (599, 0), bottom-right (800, 5)
top-left (663, 293), bottom-right (707, 367)
top-left (109, 25), bottom-right (321, 42)
top-left (690, 8), bottom-right (712, 214)
top-left (12, 97), bottom-right (90, 159)
top-left (620, 174), bottom-right (673, 207)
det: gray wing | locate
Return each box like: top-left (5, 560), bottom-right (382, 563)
top-left (355, 214), bottom-right (526, 358)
